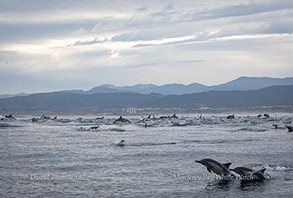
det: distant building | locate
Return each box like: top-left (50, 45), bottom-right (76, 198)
top-left (126, 108), bottom-right (137, 114)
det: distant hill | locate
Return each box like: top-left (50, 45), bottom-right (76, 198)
top-left (0, 85), bottom-right (292, 114)
top-left (149, 83), bottom-right (208, 95)
top-left (76, 76), bottom-right (293, 95)
top-left (209, 76), bottom-right (293, 91)
top-left (86, 86), bottom-right (125, 94)
top-left (1, 76), bottom-right (293, 98)
top-left (0, 93), bottom-right (29, 99)
top-left (88, 82), bottom-right (208, 95)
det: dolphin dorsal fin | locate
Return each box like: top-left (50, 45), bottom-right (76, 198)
top-left (207, 167), bottom-right (212, 173)
top-left (223, 163), bottom-right (232, 169)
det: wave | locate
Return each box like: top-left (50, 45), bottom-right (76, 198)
top-left (183, 140), bottom-right (204, 143)
top-left (76, 127), bottom-right (91, 132)
top-left (0, 123), bottom-right (20, 128)
top-left (183, 139), bottom-right (243, 144)
top-left (9, 152), bottom-right (55, 159)
top-left (233, 127), bottom-right (267, 132)
top-left (262, 165), bottom-right (293, 171)
top-left (128, 142), bottom-right (177, 147)
top-left (108, 128), bottom-right (126, 132)
top-left (172, 122), bottom-right (192, 127)
top-left (54, 119), bottom-right (72, 123)
top-left (249, 164), bottom-right (293, 171)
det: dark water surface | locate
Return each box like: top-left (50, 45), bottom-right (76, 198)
top-left (1, 114), bottom-right (293, 197)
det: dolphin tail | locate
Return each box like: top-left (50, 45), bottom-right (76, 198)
top-left (256, 168), bottom-right (266, 174)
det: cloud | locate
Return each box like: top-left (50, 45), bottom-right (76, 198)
top-left (132, 35), bottom-right (197, 48)
top-left (0, 9), bottom-right (130, 24)
top-left (72, 28), bottom-right (87, 35)
top-left (110, 49), bottom-right (121, 59)
top-left (136, 6), bottom-right (147, 11)
top-left (73, 38), bottom-right (108, 46)
top-left (175, 60), bottom-right (205, 64)
top-left (111, 32), bottom-right (141, 42)
top-left (1, 0), bottom-right (293, 94)
top-left (151, 4), bottom-right (176, 17)
top-left (193, 1), bottom-right (293, 21)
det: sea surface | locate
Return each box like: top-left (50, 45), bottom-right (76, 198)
top-left (1, 114), bottom-right (293, 198)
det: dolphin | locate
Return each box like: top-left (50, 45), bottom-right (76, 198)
top-left (4, 114), bottom-right (16, 120)
top-left (159, 115), bottom-right (169, 119)
top-left (113, 116), bottom-right (131, 124)
top-left (195, 158), bottom-right (232, 176)
top-left (263, 113), bottom-right (270, 118)
top-left (170, 114), bottom-right (178, 119)
top-left (41, 115), bottom-right (50, 119)
top-left (231, 167), bottom-right (267, 180)
top-left (116, 140), bottom-right (126, 147)
top-left (286, 125), bottom-right (293, 132)
top-left (226, 114), bottom-right (235, 119)
top-left (272, 124), bottom-right (278, 130)
top-left (90, 125), bottom-right (99, 130)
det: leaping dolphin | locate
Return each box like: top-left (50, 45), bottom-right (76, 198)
top-left (4, 114), bottom-right (16, 120)
top-left (231, 167), bottom-right (267, 180)
top-left (195, 158), bottom-right (232, 176)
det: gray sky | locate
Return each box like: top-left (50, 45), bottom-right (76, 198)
top-left (0, 0), bottom-right (293, 94)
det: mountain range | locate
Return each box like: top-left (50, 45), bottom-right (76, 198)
top-left (1, 76), bottom-right (293, 115)
top-left (65, 76), bottom-right (293, 95)
top-left (1, 76), bottom-right (293, 99)
top-left (0, 85), bottom-right (293, 115)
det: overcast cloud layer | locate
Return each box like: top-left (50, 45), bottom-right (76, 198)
top-left (0, 0), bottom-right (293, 94)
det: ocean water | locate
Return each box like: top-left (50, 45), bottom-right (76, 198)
top-left (1, 114), bottom-right (293, 198)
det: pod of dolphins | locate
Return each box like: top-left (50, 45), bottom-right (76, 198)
top-left (195, 158), bottom-right (269, 181)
